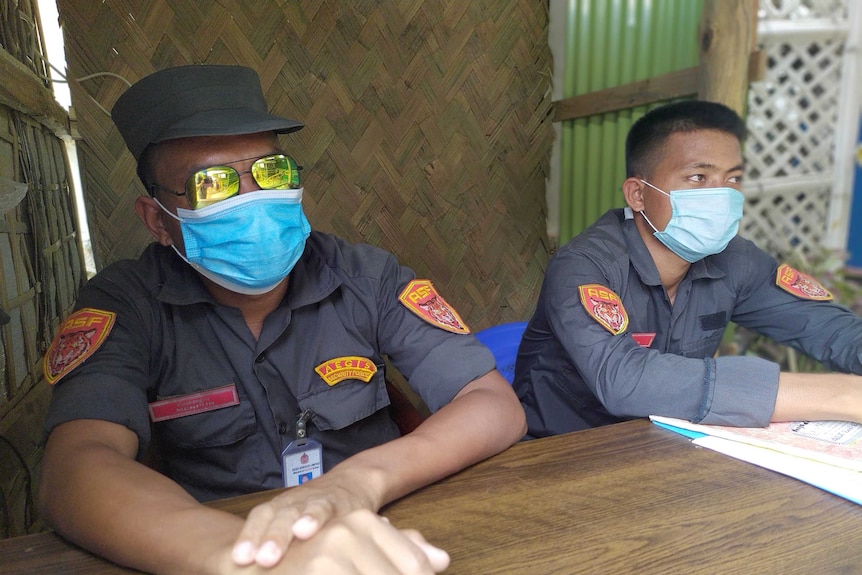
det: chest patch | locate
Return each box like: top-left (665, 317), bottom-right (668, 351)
top-left (44, 308), bottom-right (116, 384)
top-left (398, 279), bottom-right (470, 334)
top-left (578, 284), bottom-right (628, 335)
top-left (775, 264), bottom-right (833, 301)
top-left (315, 356), bottom-right (378, 386)
top-left (631, 333), bottom-right (655, 347)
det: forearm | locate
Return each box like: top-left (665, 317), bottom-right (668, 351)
top-left (39, 421), bottom-right (243, 575)
top-left (773, 372), bottom-right (862, 423)
top-left (227, 372), bottom-right (523, 568)
top-left (328, 371), bottom-right (526, 508)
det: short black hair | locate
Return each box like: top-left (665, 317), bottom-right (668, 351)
top-left (625, 100), bottom-right (747, 178)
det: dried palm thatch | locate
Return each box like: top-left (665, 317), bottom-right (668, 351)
top-left (58, 0), bottom-right (555, 327)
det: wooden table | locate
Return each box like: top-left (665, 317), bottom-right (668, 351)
top-left (2, 419), bottom-right (861, 574)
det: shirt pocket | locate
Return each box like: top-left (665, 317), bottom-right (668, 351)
top-left (298, 369), bottom-right (389, 431)
top-left (155, 392), bottom-right (257, 449)
top-left (677, 330), bottom-right (724, 358)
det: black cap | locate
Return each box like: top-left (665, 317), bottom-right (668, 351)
top-left (111, 64), bottom-right (304, 161)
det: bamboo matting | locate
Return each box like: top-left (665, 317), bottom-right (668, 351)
top-left (57, 0), bottom-right (555, 327)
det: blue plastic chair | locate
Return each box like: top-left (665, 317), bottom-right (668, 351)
top-left (474, 321), bottom-right (528, 384)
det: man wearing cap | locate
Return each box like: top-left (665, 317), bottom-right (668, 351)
top-left (38, 64), bottom-right (526, 574)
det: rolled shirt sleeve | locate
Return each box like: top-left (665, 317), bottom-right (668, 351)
top-left (515, 209), bottom-right (862, 436)
top-left (539, 251), bottom-right (780, 426)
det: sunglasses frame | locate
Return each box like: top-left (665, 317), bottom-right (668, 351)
top-left (150, 153), bottom-right (301, 209)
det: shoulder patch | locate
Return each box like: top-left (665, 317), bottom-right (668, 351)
top-left (315, 356), bottom-right (378, 386)
top-left (775, 264), bottom-right (833, 301)
top-left (578, 284), bottom-right (629, 335)
top-left (44, 308), bottom-right (116, 384)
top-left (398, 279), bottom-right (470, 334)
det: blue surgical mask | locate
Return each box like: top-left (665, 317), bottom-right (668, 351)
top-left (157, 189), bottom-right (311, 294)
top-left (639, 180), bottom-right (744, 263)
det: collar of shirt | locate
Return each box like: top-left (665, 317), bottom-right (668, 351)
top-left (153, 244), bottom-right (215, 305)
top-left (284, 233), bottom-right (343, 309)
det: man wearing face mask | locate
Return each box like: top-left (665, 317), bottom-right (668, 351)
top-left (513, 100), bottom-right (862, 438)
top-left (38, 64), bottom-right (526, 575)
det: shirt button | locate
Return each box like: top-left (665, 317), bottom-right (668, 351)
top-left (278, 422), bottom-right (288, 434)
top-left (255, 353), bottom-right (266, 364)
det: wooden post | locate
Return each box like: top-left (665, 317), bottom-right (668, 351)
top-left (0, 50), bottom-right (70, 138)
top-left (698, 0), bottom-right (758, 116)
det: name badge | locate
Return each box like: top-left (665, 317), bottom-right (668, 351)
top-left (148, 384), bottom-right (240, 422)
top-left (282, 408), bottom-right (324, 487)
top-left (282, 439), bottom-right (323, 487)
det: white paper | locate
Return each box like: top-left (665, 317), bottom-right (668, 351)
top-left (693, 435), bottom-right (862, 505)
top-left (650, 415), bottom-right (862, 472)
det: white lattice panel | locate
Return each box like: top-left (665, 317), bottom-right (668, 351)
top-left (741, 182), bottom-right (830, 257)
top-left (759, 0), bottom-right (848, 20)
top-left (746, 39), bottom-right (843, 179)
top-left (741, 0), bottom-right (851, 261)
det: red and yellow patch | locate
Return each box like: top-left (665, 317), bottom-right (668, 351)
top-left (578, 284), bottom-right (628, 335)
top-left (315, 356), bottom-right (378, 386)
top-left (44, 308), bottom-right (116, 384)
top-left (775, 264), bottom-right (833, 301)
top-left (398, 279), bottom-right (470, 334)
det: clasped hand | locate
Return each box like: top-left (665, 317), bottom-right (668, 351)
top-left (229, 475), bottom-right (448, 573)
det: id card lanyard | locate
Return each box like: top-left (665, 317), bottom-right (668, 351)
top-left (281, 408), bottom-right (324, 487)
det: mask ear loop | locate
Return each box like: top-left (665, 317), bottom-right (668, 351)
top-left (640, 210), bottom-right (660, 234)
top-left (152, 197), bottom-right (181, 222)
top-left (639, 179), bottom-right (670, 197)
top-left (636, 180), bottom-right (666, 234)
top-left (149, 197), bottom-right (207, 276)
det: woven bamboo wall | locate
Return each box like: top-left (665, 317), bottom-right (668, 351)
top-left (1, 0), bottom-right (84, 537)
top-left (56, 0), bottom-right (555, 328)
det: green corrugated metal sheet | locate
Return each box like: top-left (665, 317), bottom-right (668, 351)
top-left (558, 0), bottom-right (702, 243)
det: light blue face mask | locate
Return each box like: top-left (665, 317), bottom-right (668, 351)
top-left (157, 189), bottom-right (311, 294)
top-left (639, 180), bottom-right (744, 263)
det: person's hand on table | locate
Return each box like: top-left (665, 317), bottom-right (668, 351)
top-left (227, 508), bottom-right (449, 574)
top-left (231, 471), bottom-right (382, 567)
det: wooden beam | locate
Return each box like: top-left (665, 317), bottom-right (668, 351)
top-left (552, 66), bottom-right (699, 123)
top-left (698, 0), bottom-right (758, 115)
top-left (0, 49), bottom-right (70, 137)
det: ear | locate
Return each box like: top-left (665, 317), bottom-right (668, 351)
top-left (622, 177), bottom-right (645, 212)
top-left (135, 196), bottom-right (174, 246)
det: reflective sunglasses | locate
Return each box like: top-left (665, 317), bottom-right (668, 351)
top-left (151, 154), bottom-right (301, 209)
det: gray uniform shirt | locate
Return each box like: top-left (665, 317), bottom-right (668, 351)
top-left (44, 232), bottom-right (494, 501)
top-left (514, 208), bottom-right (862, 438)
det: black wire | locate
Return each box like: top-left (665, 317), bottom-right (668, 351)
top-left (0, 433), bottom-right (34, 535)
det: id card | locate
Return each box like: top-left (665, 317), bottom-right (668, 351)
top-left (282, 439), bottom-right (323, 487)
